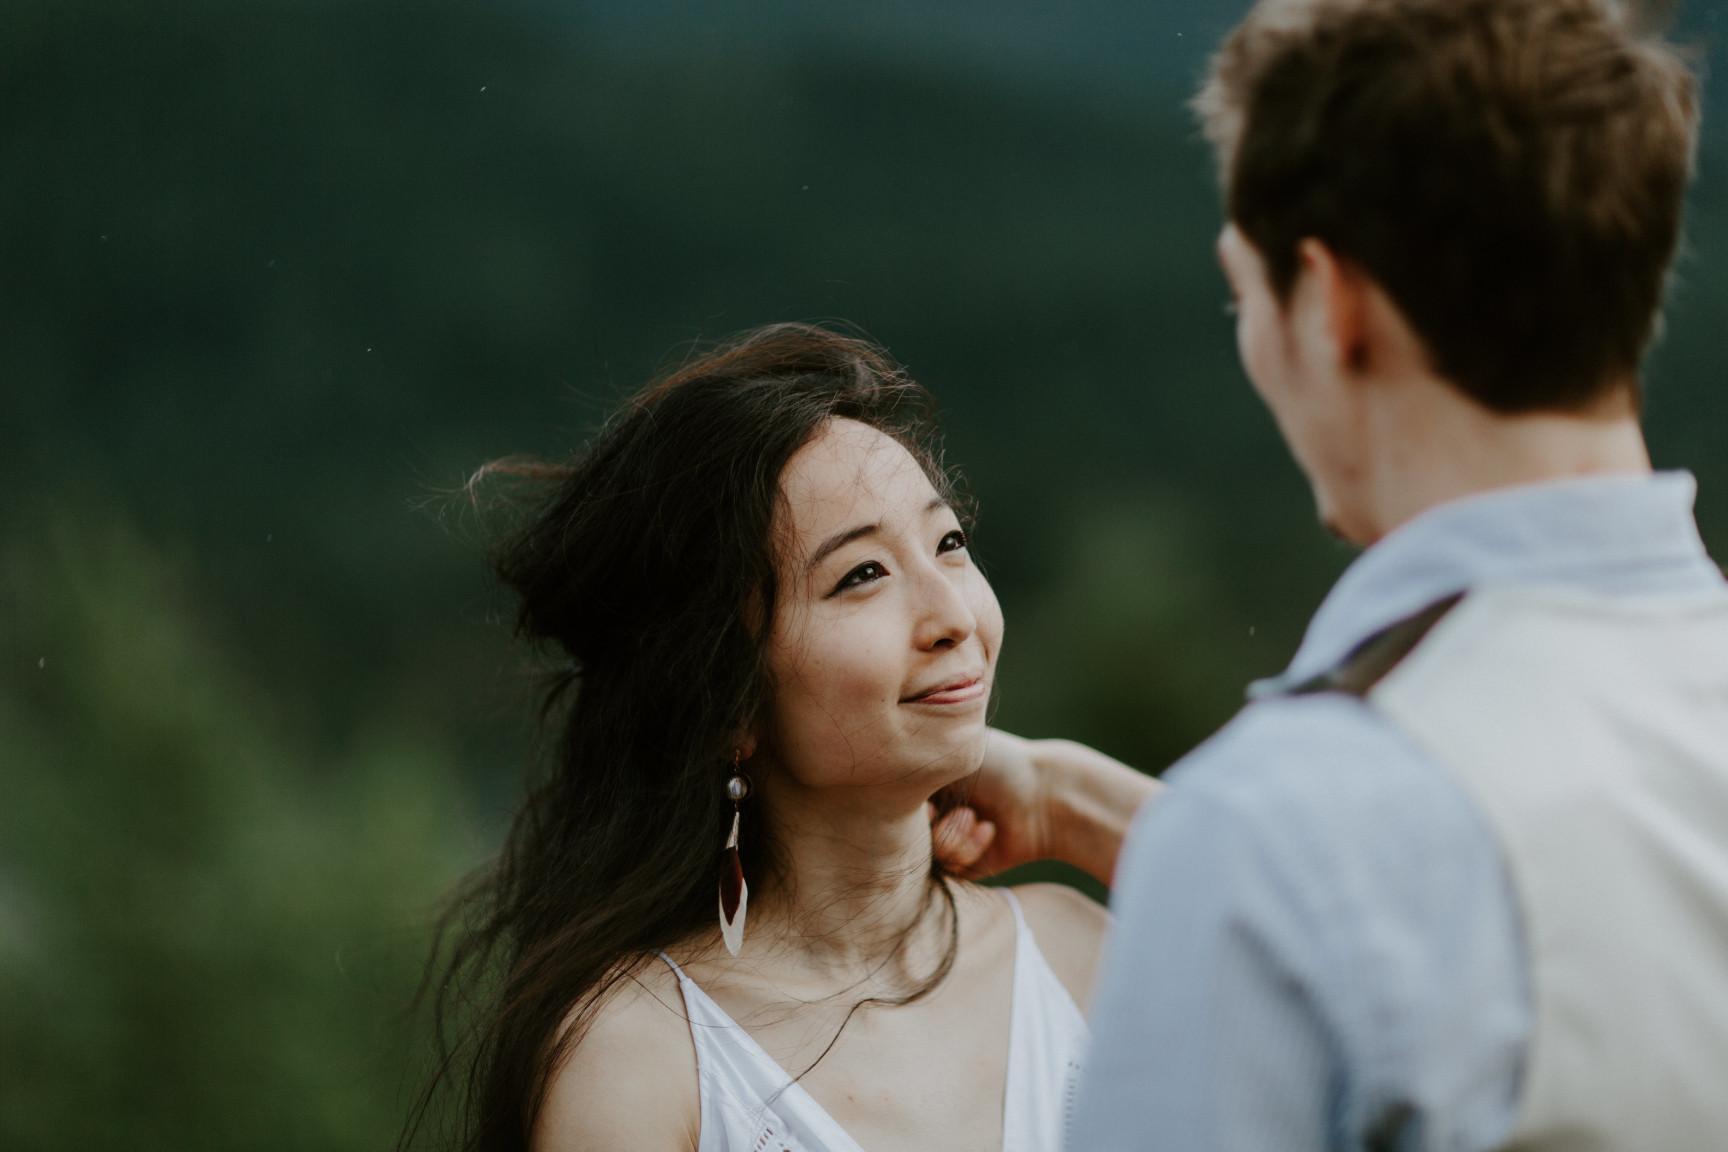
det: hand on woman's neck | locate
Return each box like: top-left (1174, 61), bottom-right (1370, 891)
top-left (747, 770), bottom-right (949, 978)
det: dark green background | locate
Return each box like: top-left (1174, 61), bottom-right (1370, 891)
top-left (3, 0), bottom-right (1724, 1144)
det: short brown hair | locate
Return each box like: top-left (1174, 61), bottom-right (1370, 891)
top-left (1197, 0), bottom-right (1698, 412)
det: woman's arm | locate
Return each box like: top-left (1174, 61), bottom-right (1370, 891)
top-left (934, 730), bottom-right (1163, 885)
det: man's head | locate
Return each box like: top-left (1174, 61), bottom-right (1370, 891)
top-left (1199, 0), bottom-right (1696, 539)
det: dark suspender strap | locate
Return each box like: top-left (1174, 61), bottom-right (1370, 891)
top-left (1286, 593), bottom-right (1465, 698)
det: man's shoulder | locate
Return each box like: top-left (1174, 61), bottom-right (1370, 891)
top-left (1092, 693), bottom-right (1531, 1152)
top-left (1167, 691), bottom-right (1454, 816)
top-left (1129, 691), bottom-right (1504, 893)
top-left (1111, 689), bottom-right (1528, 1078)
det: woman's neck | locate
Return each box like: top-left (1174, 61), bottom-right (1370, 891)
top-left (748, 772), bottom-right (947, 977)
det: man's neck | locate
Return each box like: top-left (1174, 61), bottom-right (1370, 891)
top-left (1345, 380), bottom-right (1652, 544)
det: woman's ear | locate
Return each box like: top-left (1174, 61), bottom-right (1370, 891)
top-left (736, 732), bottom-right (759, 761)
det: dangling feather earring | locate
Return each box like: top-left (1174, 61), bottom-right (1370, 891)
top-left (719, 755), bottom-right (751, 957)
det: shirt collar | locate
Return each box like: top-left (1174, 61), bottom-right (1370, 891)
top-left (1252, 470), bottom-right (1723, 698)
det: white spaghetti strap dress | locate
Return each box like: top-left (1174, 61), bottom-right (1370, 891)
top-left (658, 889), bottom-right (1089, 1152)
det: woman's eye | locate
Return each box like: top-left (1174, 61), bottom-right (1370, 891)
top-left (831, 560), bottom-right (889, 595)
top-left (937, 529), bottom-right (968, 555)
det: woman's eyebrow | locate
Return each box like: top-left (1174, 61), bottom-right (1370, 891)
top-left (805, 501), bottom-right (949, 570)
top-left (807, 523), bottom-right (878, 570)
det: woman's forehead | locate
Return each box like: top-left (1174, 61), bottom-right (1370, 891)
top-left (779, 419), bottom-right (936, 540)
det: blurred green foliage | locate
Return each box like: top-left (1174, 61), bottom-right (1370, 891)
top-left (2, 0), bottom-right (1724, 1144)
top-left (0, 511), bottom-right (472, 1147)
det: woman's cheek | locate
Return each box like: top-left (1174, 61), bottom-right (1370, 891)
top-left (816, 615), bottom-right (905, 726)
top-left (775, 616), bottom-right (905, 782)
top-left (972, 573), bottom-right (1005, 664)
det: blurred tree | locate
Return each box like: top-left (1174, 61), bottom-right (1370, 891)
top-left (993, 493), bottom-right (1263, 770)
top-left (0, 511), bottom-right (471, 1149)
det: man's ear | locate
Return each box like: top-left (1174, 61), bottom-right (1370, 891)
top-left (1297, 237), bottom-right (1370, 374)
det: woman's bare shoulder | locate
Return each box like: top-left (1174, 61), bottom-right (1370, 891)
top-left (1007, 881), bottom-right (1110, 1012)
top-left (532, 958), bottom-right (701, 1152)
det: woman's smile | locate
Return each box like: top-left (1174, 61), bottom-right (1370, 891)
top-left (900, 672), bottom-right (987, 707)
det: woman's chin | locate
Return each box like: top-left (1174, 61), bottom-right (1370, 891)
top-left (778, 719), bottom-right (990, 795)
top-left (899, 727), bottom-right (991, 789)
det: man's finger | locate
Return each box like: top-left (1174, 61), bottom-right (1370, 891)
top-left (933, 806), bottom-right (996, 873)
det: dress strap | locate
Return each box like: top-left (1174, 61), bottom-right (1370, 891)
top-left (996, 885), bottom-right (1089, 1152)
top-left (655, 949), bottom-right (690, 981)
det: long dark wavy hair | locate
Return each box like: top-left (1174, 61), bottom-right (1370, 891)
top-left (406, 323), bottom-right (964, 1152)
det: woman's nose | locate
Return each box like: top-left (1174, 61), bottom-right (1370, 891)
top-left (912, 562), bottom-right (978, 651)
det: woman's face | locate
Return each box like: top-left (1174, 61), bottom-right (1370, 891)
top-left (764, 418), bottom-right (1003, 800)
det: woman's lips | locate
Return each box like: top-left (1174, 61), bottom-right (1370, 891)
top-left (902, 675), bottom-right (986, 706)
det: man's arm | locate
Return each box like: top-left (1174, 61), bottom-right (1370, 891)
top-left (1072, 779), bottom-right (1336, 1151)
top-left (932, 729), bottom-right (1162, 883)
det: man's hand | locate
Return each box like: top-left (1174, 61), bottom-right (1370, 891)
top-left (931, 730), bottom-right (1055, 877)
top-left (931, 729), bottom-right (1163, 885)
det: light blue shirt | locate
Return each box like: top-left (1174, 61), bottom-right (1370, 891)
top-left (1071, 472), bottom-right (1725, 1152)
